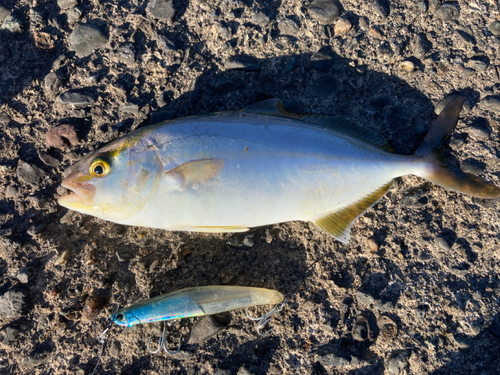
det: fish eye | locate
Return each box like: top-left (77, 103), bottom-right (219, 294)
top-left (90, 158), bottom-right (111, 177)
top-left (115, 313), bottom-right (124, 321)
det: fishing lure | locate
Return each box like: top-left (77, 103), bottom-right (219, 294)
top-left (110, 285), bottom-right (287, 354)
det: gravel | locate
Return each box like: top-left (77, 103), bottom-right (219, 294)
top-left (68, 24), bottom-right (108, 57)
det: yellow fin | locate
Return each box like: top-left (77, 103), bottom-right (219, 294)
top-left (314, 181), bottom-right (393, 243)
top-left (166, 159), bottom-right (225, 188)
top-left (192, 226), bottom-right (249, 233)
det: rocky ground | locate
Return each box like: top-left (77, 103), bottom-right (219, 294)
top-left (1, 0), bottom-right (500, 374)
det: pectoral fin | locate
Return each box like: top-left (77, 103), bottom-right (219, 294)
top-left (314, 181), bottom-right (393, 243)
top-left (165, 159), bottom-right (225, 188)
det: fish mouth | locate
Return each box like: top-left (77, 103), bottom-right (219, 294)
top-left (58, 179), bottom-right (96, 207)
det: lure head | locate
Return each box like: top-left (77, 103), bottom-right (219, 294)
top-left (58, 129), bottom-right (164, 221)
top-left (110, 310), bottom-right (141, 327)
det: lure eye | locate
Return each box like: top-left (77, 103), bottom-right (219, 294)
top-left (115, 313), bottom-right (124, 321)
top-left (90, 158), bottom-right (111, 177)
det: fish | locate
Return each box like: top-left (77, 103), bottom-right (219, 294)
top-left (58, 97), bottom-right (500, 243)
top-left (110, 285), bottom-right (284, 327)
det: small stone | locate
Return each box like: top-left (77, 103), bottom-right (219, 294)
top-left (434, 94), bottom-right (470, 117)
top-left (147, 0), bottom-right (175, 21)
top-left (462, 68), bottom-right (474, 77)
top-left (69, 24), bottom-right (107, 57)
top-left (46, 124), bottom-right (79, 148)
top-left (435, 2), bottom-right (460, 21)
top-left (489, 21), bottom-right (500, 36)
top-left (57, 0), bottom-right (78, 9)
top-left (355, 291), bottom-right (375, 304)
top-left (82, 292), bottom-right (109, 321)
top-left (17, 267), bottom-right (29, 283)
top-left (366, 238), bottom-right (378, 252)
top-left (110, 43), bottom-right (135, 64)
top-left (377, 42), bottom-right (393, 56)
top-left (469, 58), bottom-right (488, 71)
top-left (224, 56), bottom-right (261, 71)
top-left (0, 326), bottom-right (21, 346)
top-left (417, 250), bottom-right (432, 263)
top-left (412, 34), bottom-right (431, 59)
top-left (386, 350), bottom-right (410, 375)
top-left (400, 61), bottom-right (415, 72)
top-left (0, 112), bottom-right (11, 124)
top-left (318, 354), bottom-right (350, 367)
top-left (453, 335), bottom-right (471, 349)
top-left (455, 29), bottom-right (476, 45)
top-left (468, 118), bottom-right (491, 139)
top-left (352, 315), bottom-right (370, 341)
top-left (251, 12), bottom-right (270, 27)
top-left (435, 237), bottom-right (450, 251)
top-left (416, 1), bottom-right (428, 12)
top-left (374, 300), bottom-right (394, 311)
top-left (5, 186), bottom-right (17, 198)
top-left (278, 18), bottom-right (300, 37)
top-left (460, 158), bottom-right (485, 175)
top-left (308, 0), bottom-right (341, 25)
top-left (359, 16), bottom-right (369, 31)
top-left (17, 161), bottom-right (46, 187)
top-left (436, 61), bottom-right (448, 75)
top-left (38, 151), bottom-right (60, 167)
top-left (371, 0), bottom-right (389, 18)
top-left (481, 96), bottom-right (500, 112)
top-left (0, 290), bottom-right (25, 319)
top-left (0, 6), bottom-right (9, 24)
top-left (66, 7), bottom-right (82, 23)
top-left (58, 91), bottom-right (95, 106)
top-left (367, 25), bottom-right (384, 39)
top-left (0, 14), bottom-right (22, 33)
top-left (189, 316), bottom-right (224, 344)
top-left (378, 315), bottom-right (398, 340)
top-left (44, 72), bottom-right (62, 96)
top-left (311, 51), bottom-right (333, 71)
top-left (334, 18), bottom-right (352, 35)
top-left (54, 250), bottom-right (69, 265)
top-left (28, 221), bottom-right (47, 235)
top-left (120, 104), bottom-right (140, 114)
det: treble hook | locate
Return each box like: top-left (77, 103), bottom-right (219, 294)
top-left (246, 299), bottom-right (288, 336)
top-left (147, 321), bottom-right (182, 355)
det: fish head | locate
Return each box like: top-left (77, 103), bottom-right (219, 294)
top-left (58, 132), bottom-right (164, 221)
top-left (110, 310), bottom-right (141, 327)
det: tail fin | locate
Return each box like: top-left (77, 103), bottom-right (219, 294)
top-left (416, 97), bottom-right (500, 198)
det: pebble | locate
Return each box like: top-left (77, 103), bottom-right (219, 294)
top-left (189, 316), bottom-right (224, 344)
top-left (0, 6), bottom-right (9, 24)
top-left (374, 300), bottom-right (394, 311)
top-left (318, 354), bottom-right (350, 367)
top-left (455, 29), bottom-right (476, 45)
top-left (468, 118), bottom-right (491, 139)
top-left (17, 267), bottom-right (29, 283)
top-left (16, 161), bottom-right (46, 187)
top-left (368, 26), bottom-right (384, 39)
top-left (386, 350), bottom-right (410, 375)
top-left (416, 1), bottom-right (428, 12)
top-left (69, 24), bottom-right (108, 57)
top-left (28, 221), bottom-right (47, 235)
top-left (434, 94), bottom-right (470, 117)
top-left (359, 16), bottom-right (369, 31)
top-left (54, 250), bottom-right (69, 265)
top-left (0, 14), bottom-right (22, 33)
top-left (44, 72), bottom-right (62, 96)
top-left (66, 7), bottom-right (82, 23)
top-left (378, 315), bottom-right (398, 340)
top-left (147, 0), bottom-right (175, 21)
top-left (412, 34), bottom-right (431, 59)
top-left (377, 42), bottom-right (393, 56)
top-left (481, 96), bottom-right (500, 112)
top-left (46, 124), bottom-right (79, 148)
top-left (0, 112), bottom-right (11, 124)
top-left (468, 58), bottom-right (488, 72)
top-left (82, 292), bottom-right (109, 321)
top-left (462, 68), bottom-right (474, 78)
top-left (352, 315), bottom-right (370, 341)
top-left (251, 12), bottom-right (270, 27)
top-left (355, 290), bottom-right (375, 304)
top-left (371, 0), bottom-right (389, 18)
top-left (308, 0), bottom-right (341, 25)
top-left (334, 18), bottom-right (352, 35)
top-left (311, 74), bottom-right (341, 96)
top-left (224, 56), bottom-right (261, 71)
top-left (278, 18), bottom-right (300, 37)
top-left (5, 186), bottom-right (17, 198)
top-left (0, 290), bottom-right (25, 319)
top-left (38, 151), bottom-right (60, 167)
top-left (435, 2), bottom-right (460, 21)
top-left (57, 0), bottom-right (78, 9)
top-left (310, 51), bottom-right (333, 71)
top-left (435, 236), bottom-right (450, 251)
top-left (417, 250), bottom-right (432, 262)
top-left (0, 326), bottom-right (21, 346)
top-left (58, 91), bottom-right (95, 106)
top-left (237, 365), bottom-right (260, 375)
top-left (399, 61), bottom-right (415, 72)
top-left (366, 237), bottom-right (378, 252)
top-left (460, 158), bottom-right (485, 175)
top-left (489, 21), bottom-right (500, 36)
top-left (120, 104), bottom-right (140, 114)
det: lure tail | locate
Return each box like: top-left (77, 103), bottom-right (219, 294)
top-left (415, 97), bottom-right (500, 198)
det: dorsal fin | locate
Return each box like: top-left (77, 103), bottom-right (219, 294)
top-left (313, 181), bottom-right (393, 243)
top-left (242, 99), bottom-right (395, 152)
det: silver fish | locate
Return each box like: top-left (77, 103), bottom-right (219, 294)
top-left (58, 98), bottom-right (500, 243)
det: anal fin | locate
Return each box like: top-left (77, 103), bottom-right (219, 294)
top-left (314, 181), bottom-right (393, 243)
